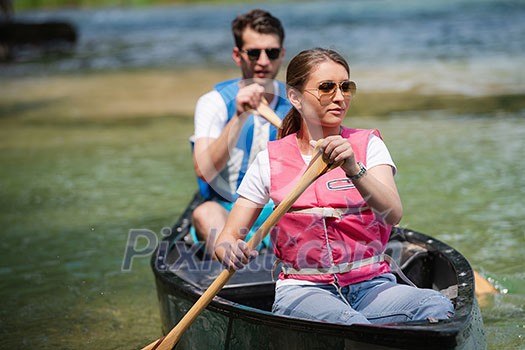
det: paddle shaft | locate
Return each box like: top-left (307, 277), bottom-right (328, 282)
top-left (243, 97), bottom-right (283, 129)
top-left (142, 149), bottom-right (338, 350)
top-left (256, 98), bottom-right (283, 129)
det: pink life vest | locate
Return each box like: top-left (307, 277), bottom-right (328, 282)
top-left (268, 127), bottom-right (392, 287)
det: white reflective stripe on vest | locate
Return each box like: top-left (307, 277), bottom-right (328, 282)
top-left (281, 254), bottom-right (385, 275)
top-left (288, 206), bottom-right (370, 219)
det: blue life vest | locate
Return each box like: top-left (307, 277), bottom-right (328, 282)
top-left (195, 78), bottom-right (291, 201)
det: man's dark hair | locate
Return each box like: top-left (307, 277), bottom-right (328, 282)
top-left (231, 9), bottom-right (285, 49)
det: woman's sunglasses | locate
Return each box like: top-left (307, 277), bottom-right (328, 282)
top-left (241, 48), bottom-right (282, 61)
top-left (304, 80), bottom-right (357, 104)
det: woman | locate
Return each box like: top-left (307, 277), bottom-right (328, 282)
top-left (215, 48), bottom-right (454, 325)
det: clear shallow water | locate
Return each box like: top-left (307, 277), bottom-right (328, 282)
top-left (348, 114), bottom-right (525, 349)
top-left (1, 112), bottom-right (523, 349)
top-left (1, 1), bottom-right (524, 349)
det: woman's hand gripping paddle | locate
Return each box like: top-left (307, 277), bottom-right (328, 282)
top-left (141, 143), bottom-right (340, 350)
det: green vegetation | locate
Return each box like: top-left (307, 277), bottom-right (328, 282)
top-left (14, 0), bottom-right (275, 11)
top-left (350, 92), bottom-right (525, 117)
top-left (2, 68), bottom-right (523, 123)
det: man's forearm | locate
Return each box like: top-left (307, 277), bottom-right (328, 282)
top-left (193, 115), bottom-right (246, 181)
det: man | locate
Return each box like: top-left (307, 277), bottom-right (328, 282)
top-left (191, 9), bottom-right (291, 258)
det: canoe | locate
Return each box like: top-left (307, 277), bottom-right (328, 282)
top-left (151, 193), bottom-right (486, 350)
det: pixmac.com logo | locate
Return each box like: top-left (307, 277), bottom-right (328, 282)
top-left (122, 227), bottom-right (192, 272)
top-left (121, 225), bottom-right (396, 276)
top-left (120, 227), bottom-right (274, 273)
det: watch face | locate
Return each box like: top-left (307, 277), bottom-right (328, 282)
top-left (349, 162), bottom-right (366, 180)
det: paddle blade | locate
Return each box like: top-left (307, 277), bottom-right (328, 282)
top-left (474, 270), bottom-right (498, 296)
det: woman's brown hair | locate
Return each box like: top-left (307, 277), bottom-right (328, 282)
top-left (279, 48), bottom-right (350, 138)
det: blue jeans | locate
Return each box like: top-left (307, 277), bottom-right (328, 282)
top-left (272, 273), bottom-right (454, 324)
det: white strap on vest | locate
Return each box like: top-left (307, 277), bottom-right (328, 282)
top-left (278, 254), bottom-right (419, 289)
top-left (288, 206), bottom-right (370, 219)
top-left (281, 254), bottom-right (386, 275)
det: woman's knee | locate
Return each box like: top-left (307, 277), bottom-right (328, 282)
top-left (415, 291), bottom-right (455, 321)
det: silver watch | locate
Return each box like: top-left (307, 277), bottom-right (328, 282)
top-left (347, 162), bottom-right (366, 181)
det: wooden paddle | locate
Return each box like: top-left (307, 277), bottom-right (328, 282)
top-left (474, 270), bottom-right (498, 294)
top-left (474, 270), bottom-right (498, 308)
top-left (250, 98), bottom-right (283, 129)
top-left (141, 144), bottom-right (340, 350)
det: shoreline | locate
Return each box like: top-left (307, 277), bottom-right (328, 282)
top-left (1, 66), bottom-right (524, 121)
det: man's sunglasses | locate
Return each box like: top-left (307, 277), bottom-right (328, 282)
top-left (241, 48), bottom-right (282, 61)
top-left (304, 80), bottom-right (357, 104)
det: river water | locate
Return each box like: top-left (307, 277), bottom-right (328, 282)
top-left (1, 0), bottom-right (524, 349)
top-left (3, 0), bottom-right (525, 96)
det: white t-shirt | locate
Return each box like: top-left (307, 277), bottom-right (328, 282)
top-left (194, 90), bottom-right (228, 140)
top-left (237, 134), bottom-right (396, 205)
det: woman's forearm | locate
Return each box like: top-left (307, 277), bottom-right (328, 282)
top-left (349, 165), bottom-right (403, 225)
